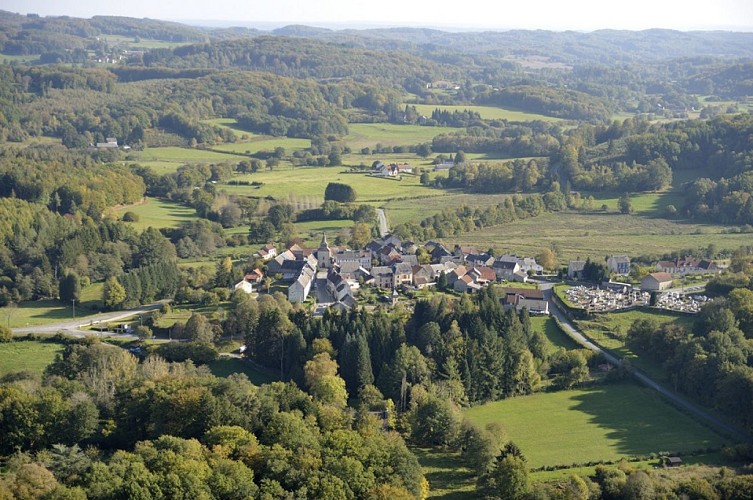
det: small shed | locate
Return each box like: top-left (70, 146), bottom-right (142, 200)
top-left (664, 456), bottom-right (682, 467)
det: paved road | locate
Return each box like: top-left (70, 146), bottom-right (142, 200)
top-left (376, 208), bottom-right (389, 237)
top-left (11, 302), bottom-right (165, 338)
top-left (540, 283), bottom-right (751, 442)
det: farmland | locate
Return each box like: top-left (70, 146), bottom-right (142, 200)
top-left (0, 340), bottom-right (63, 376)
top-left (113, 197), bottom-right (199, 231)
top-left (464, 383), bottom-right (730, 469)
top-left (446, 211), bottom-right (753, 262)
top-left (407, 103), bottom-right (564, 123)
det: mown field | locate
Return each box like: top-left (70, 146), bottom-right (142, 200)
top-left (446, 211), bottom-right (753, 262)
top-left (223, 165), bottom-right (439, 203)
top-left (407, 103), bottom-right (564, 123)
top-left (464, 383), bottom-right (731, 469)
top-left (343, 123), bottom-right (463, 150)
top-left (113, 197), bottom-right (199, 231)
top-left (0, 340), bottom-right (63, 376)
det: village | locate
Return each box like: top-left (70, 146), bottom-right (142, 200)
top-left (232, 232), bottom-right (721, 318)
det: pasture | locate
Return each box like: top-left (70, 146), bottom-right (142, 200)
top-left (343, 123), bottom-right (462, 150)
top-left (445, 211), bottom-right (753, 262)
top-left (113, 197), bottom-right (199, 231)
top-left (223, 165), bottom-right (440, 203)
top-left (464, 383), bottom-right (730, 469)
top-left (407, 103), bottom-right (564, 123)
top-left (208, 357), bottom-right (276, 386)
top-left (1, 299), bottom-right (96, 329)
top-left (0, 340), bottom-right (63, 376)
top-left (132, 146), bottom-right (247, 164)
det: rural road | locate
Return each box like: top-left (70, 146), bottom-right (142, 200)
top-left (376, 208), bottom-right (389, 237)
top-left (11, 302), bottom-right (166, 338)
top-left (540, 283), bottom-right (751, 443)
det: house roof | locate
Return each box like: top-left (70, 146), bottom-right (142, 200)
top-left (494, 260), bottom-right (518, 270)
top-left (568, 260), bottom-right (586, 271)
top-left (503, 287), bottom-right (545, 300)
top-left (474, 266), bottom-right (497, 282)
top-left (647, 272), bottom-right (673, 283)
top-left (393, 262), bottom-right (413, 274)
top-left (608, 255), bottom-right (630, 263)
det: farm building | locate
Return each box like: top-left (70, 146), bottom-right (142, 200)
top-left (641, 272), bottom-right (673, 291)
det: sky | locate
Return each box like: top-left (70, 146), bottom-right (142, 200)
top-left (3, 0), bottom-right (753, 31)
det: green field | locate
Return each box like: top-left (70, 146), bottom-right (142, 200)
top-left (412, 447), bottom-right (476, 499)
top-left (132, 146), bottom-right (248, 164)
top-left (464, 383), bottom-right (730, 469)
top-left (99, 35), bottom-right (195, 50)
top-left (223, 165), bottom-right (440, 203)
top-left (446, 211), bottom-right (753, 262)
top-left (0, 340), bottom-right (63, 376)
top-left (208, 357), bottom-right (276, 386)
top-left (530, 316), bottom-right (581, 354)
top-left (113, 197), bottom-right (198, 231)
top-left (1, 299), bottom-right (100, 329)
top-left (343, 123), bottom-right (463, 150)
top-left (408, 103), bottom-right (564, 123)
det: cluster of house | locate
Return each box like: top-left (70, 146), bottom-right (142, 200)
top-left (568, 254), bottom-right (721, 291)
top-left (371, 161), bottom-right (413, 177)
top-left (236, 234), bottom-right (549, 313)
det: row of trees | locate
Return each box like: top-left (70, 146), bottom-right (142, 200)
top-left (627, 286), bottom-right (753, 434)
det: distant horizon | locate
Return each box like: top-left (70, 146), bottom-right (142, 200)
top-left (3, 0), bottom-right (753, 33)
top-left (176, 19), bottom-right (753, 34)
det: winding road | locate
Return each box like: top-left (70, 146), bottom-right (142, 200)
top-left (376, 208), bottom-right (389, 237)
top-left (539, 282), bottom-right (751, 443)
top-left (11, 302), bottom-right (166, 338)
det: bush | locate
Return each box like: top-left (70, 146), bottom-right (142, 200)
top-left (0, 324), bottom-right (12, 342)
top-left (122, 211), bottom-right (140, 222)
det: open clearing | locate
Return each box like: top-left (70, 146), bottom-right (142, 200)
top-left (343, 123), bottom-right (462, 150)
top-left (407, 103), bottom-right (564, 123)
top-left (223, 165), bottom-right (440, 202)
top-left (0, 340), bottom-right (63, 376)
top-left (113, 197), bottom-right (198, 231)
top-left (464, 383), bottom-right (730, 469)
top-left (446, 211), bottom-right (753, 261)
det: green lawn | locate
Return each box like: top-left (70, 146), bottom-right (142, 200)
top-left (1, 298), bottom-right (101, 329)
top-left (132, 146), bottom-right (248, 164)
top-left (530, 316), bottom-right (580, 354)
top-left (407, 103), bottom-right (564, 123)
top-left (222, 165), bottom-right (440, 203)
top-left (446, 211), bottom-right (753, 262)
top-left (0, 340), bottom-right (63, 376)
top-left (411, 447), bottom-right (477, 499)
top-left (464, 383), bottom-right (731, 469)
top-left (343, 123), bottom-right (463, 150)
top-left (113, 197), bottom-right (199, 231)
top-left (208, 357), bottom-right (276, 386)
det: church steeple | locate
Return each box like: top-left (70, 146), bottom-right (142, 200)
top-left (317, 232), bottom-right (331, 269)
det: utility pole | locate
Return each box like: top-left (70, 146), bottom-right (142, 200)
top-left (72, 299), bottom-right (76, 320)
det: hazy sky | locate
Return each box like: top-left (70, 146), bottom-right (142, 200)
top-left (4, 0), bottom-right (753, 31)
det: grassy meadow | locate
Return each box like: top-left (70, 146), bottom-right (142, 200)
top-left (446, 211), bottom-right (753, 262)
top-left (464, 383), bottom-right (731, 469)
top-left (407, 103), bottom-right (564, 123)
top-left (343, 123), bottom-right (462, 150)
top-left (223, 165), bottom-right (438, 203)
top-left (0, 340), bottom-right (63, 376)
top-left (112, 197), bottom-right (199, 231)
